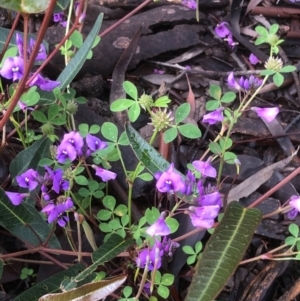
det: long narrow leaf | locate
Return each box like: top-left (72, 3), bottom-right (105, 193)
top-left (185, 202), bottom-right (262, 301)
top-left (57, 14), bottom-right (103, 90)
top-left (0, 189), bottom-right (60, 248)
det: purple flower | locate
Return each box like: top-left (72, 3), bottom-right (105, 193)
top-left (224, 34), bottom-right (237, 48)
top-left (45, 166), bottom-right (69, 193)
top-left (29, 73), bottom-right (60, 91)
top-left (42, 197), bottom-right (73, 226)
top-left (155, 163), bottom-right (185, 193)
top-left (16, 169), bottom-right (39, 191)
top-left (287, 208), bottom-right (298, 220)
top-left (182, 0), bottom-right (197, 9)
top-left (227, 72), bottom-right (242, 90)
top-left (146, 212), bottom-right (170, 236)
top-left (214, 22), bottom-right (231, 38)
top-left (180, 170), bottom-right (196, 196)
top-left (249, 53), bottom-right (261, 65)
top-left (192, 158), bottom-right (217, 178)
top-left (53, 12), bottom-right (64, 23)
top-left (16, 33), bottom-right (23, 57)
top-left (5, 191), bottom-right (29, 205)
top-left (199, 191), bottom-right (222, 207)
top-left (56, 143), bottom-right (77, 163)
top-left (62, 131), bottom-right (84, 152)
top-left (92, 165), bottom-right (117, 181)
top-left (251, 107), bottom-right (279, 122)
top-left (188, 205), bottom-right (220, 228)
top-left (29, 38), bottom-right (47, 61)
top-left (136, 244), bottom-right (163, 271)
top-left (0, 57), bottom-right (24, 81)
top-left (289, 195), bottom-right (300, 211)
top-left (86, 134), bottom-right (107, 152)
top-left (202, 108), bottom-right (224, 125)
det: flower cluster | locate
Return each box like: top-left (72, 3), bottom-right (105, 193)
top-left (56, 131), bottom-right (116, 182)
top-left (0, 33), bottom-right (60, 92)
top-left (227, 72), bottom-right (263, 91)
top-left (155, 159), bottom-right (222, 229)
top-left (136, 213), bottom-right (179, 271)
top-left (214, 22), bottom-right (237, 48)
top-left (5, 166), bottom-right (73, 226)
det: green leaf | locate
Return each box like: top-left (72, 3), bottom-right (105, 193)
top-left (273, 72), bottom-right (284, 87)
top-left (280, 65), bottom-right (297, 73)
top-left (69, 30), bottom-right (83, 48)
top-left (39, 275), bottom-right (127, 301)
top-left (166, 217), bottom-right (179, 234)
top-left (255, 25), bottom-right (268, 36)
top-left (255, 36), bottom-right (267, 45)
top-left (158, 285), bottom-right (169, 298)
top-left (78, 187), bottom-right (90, 197)
top-left (128, 102), bottom-right (140, 122)
top-left (187, 255), bottom-right (196, 265)
top-left (103, 195), bottom-right (116, 211)
top-left (57, 14), bottom-right (103, 91)
top-left (219, 137), bottom-right (232, 150)
top-left (269, 24), bottom-right (279, 35)
top-left (223, 151), bottom-right (237, 164)
top-left (161, 273), bottom-right (174, 286)
top-left (125, 123), bottom-right (184, 177)
top-left (289, 223), bottom-right (299, 238)
top-left (89, 124), bottom-right (100, 134)
top-left (110, 99), bottom-right (134, 111)
top-left (123, 81), bottom-right (138, 101)
top-left (145, 207), bottom-right (160, 224)
top-left (0, 0), bottom-right (50, 13)
top-left (48, 104), bottom-right (61, 121)
top-left (114, 204), bottom-right (128, 216)
top-left (183, 245), bottom-right (195, 255)
top-left (97, 209), bottom-right (112, 221)
top-left (221, 91), bottom-right (236, 103)
top-left (14, 263), bottom-right (85, 301)
top-left (185, 202), bottom-right (262, 301)
top-left (118, 131), bottom-right (129, 146)
top-left (209, 141), bottom-right (222, 155)
top-left (178, 124), bottom-right (201, 139)
top-left (79, 123), bottom-right (89, 137)
top-left (75, 175), bottom-right (89, 185)
top-left (154, 95), bottom-right (171, 107)
top-left (19, 87), bottom-right (40, 108)
top-left (137, 172), bottom-right (153, 181)
top-left (65, 234), bottom-right (133, 285)
top-left (260, 69), bottom-right (275, 76)
top-left (10, 137), bottom-right (51, 180)
top-left (99, 223), bottom-right (111, 233)
top-left (195, 241), bottom-right (203, 253)
top-left (209, 85), bottom-right (221, 101)
top-left (175, 103), bottom-right (191, 124)
top-left (285, 236), bottom-right (296, 246)
top-left (206, 100), bottom-right (220, 111)
top-left (163, 127), bottom-right (178, 143)
top-left (101, 122), bottom-right (118, 142)
top-left (32, 111), bottom-right (48, 123)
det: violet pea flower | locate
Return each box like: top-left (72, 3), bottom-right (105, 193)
top-left (5, 192), bottom-right (29, 205)
top-left (214, 22), bottom-right (231, 38)
top-left (188, 205), bottom-right (220, 228)
top-left (249, 53), bottom-right (261, 65)
top-left (0, 57), bottom-right (24, 81)
top-left (92, 165), bottom-right (117, 181)
top-left (155, 163), bottom-right (185, 193)
top-left (202, 108), bottom-right (224, 125)
top-left (251, 107), bottom-right (279, 122)
top-left (16, 169), bottom-right (39, 191)
top-left (86, 134), bottom-right (107, 152)
top-left (192, 158), bottom-right (217, 178)
top-left (146, 212), bottom-right (171, 236)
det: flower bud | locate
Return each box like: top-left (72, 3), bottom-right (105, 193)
top-left (41, 123), bottom-right (54, 136)
top-left (66, 101), bottom-right (78, 115)
top-left (264, 56), bottom-right (283, 72)
top-left (149, 109), bottom-right (174, 132)
top-left (139, 93), bottom-right (153, 110)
